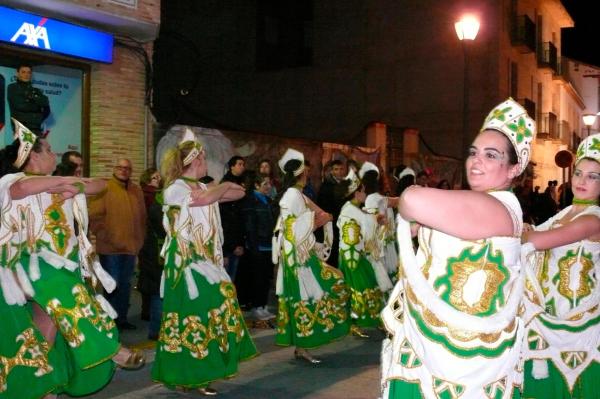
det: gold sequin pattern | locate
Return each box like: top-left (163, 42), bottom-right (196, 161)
top-left (0, 328), bottom-right (53, 393)
top-left (45, 284), bottom-right (115, 348)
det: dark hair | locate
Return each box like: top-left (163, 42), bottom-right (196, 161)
top-left (330, 159), bottom-right (343, 167)
top-left (61, 151), bottom-right (82, 164)
top-left (16, 63), bottom-right (32, 71)
top-left (227, 155), bottom-right (244, 169)
top-left (274, 159), bottom-right (303, 204)
top-left (487, 130), bottom-right (518, 165)
top-left (199, 175), bottom-right (214, 184)
top-left (362, 170), bottom-right (379, 195)
top-left (396, 175), bottom-right (415, 196)
top-left (53, 162), bottom-right (76, 176)
top-left (0, 139), bottom-right (44, 176)
top-left (252, 172), bottom-right (270, 189)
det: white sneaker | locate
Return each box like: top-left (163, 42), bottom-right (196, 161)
top-left (258, 306), bottom-right (275, 319)
top-left (252, 307), bottom-right (269, 321)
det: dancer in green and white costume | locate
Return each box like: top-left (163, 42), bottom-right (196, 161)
top-left (381, 98), bottom-right (536, 399)
top-left (0, 120), bottom-right (145, 399)
top-left (337, 167), bottom-right (393, 331)
top-left (360, 162), bottom-right (400, 283)
top-left (521, 133), bottom-right (600, 398)
top-left (273, 148), bottom-right (350, 363)
top-left (152, 129), bottom-right (257, 395)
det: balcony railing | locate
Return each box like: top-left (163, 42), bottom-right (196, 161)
top-left (511, 15), bottom-right (536, 53)
top-left (558, 120), bottom-right (570, 141)
top-left (538, 112), bottom-right (558, 139)
top-left (537, 42), bottom-right (558, 72)
top-left (517, 98), bottom-right (536, 119)
top-left (553, 57), bottom-right (570, 82)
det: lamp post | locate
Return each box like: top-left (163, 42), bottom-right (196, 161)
top-left (455, 15), bottom-right (480, 163)
top-left (582, 114), bottom-right (597, 138)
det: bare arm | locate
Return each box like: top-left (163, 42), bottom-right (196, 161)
top-left (81, 178), bottom-right (107, 195)
top-left (219, 182), bottom-right (246, 202)
top-left (525, 215), bottom-right (600, 250)
top-left (189, 182), bottom-right (244, 206)
top-left (9, 175), bottom-right (74, 200)
top-left (398, 186), bottom-right (515, 240)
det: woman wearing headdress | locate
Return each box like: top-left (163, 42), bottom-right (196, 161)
top-left (273, 148), bottom-right (350, 364)
top-left (337, 168), bottom-right (393, 336)
top-left (520, 133), bottom-right (600, 398)
top-left (381, 99), bottom-right (535, 398)
top-left (392, 165), bottom-right (416, 196)
top-left (152, 130), bottom-right (257, 396)
top-left (0, 120), bottom-right (145, 399)
top-left (360, 162), bottom-right (400, 283)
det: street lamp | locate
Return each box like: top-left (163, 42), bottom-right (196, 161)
top-left (455, 15), bottom-right (480, 164)
top-left (582, 114), bottom-right (597, 138)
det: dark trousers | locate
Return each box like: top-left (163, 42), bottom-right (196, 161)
top-left (249, 251), bottom-right (274, 308)
top-left (99, 254), bottom-right (136, 326)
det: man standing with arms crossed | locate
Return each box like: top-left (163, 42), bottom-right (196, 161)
top-left (90, 158), bottom-right (146, 330)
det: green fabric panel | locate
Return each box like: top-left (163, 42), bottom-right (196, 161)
top-left (523, 359), bottom-right (600, 399)
top-left (276, 253), bottom-right (351, 348)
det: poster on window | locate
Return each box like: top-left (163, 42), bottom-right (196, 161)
top-left (0, 63), bottom-right (82, 159)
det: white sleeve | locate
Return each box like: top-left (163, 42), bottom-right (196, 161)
top-left (489, 191), bottom-right (523, 237)
top-left (279, 188), bottom-right (305, 217)
top-left (163, 180), bottom-right (192, 207)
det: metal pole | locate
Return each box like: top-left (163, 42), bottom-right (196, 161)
top-left (461, 40), bottom-right (469, 158)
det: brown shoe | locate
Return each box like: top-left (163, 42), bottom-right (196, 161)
top-left (114, 348), bottom-right (146, 370)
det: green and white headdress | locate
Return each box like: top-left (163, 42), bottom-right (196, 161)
top-left (179, 127), bottom-right (203, 166)
top-left (575, 133), bottom-right (600, 165)
top-left (358, 161), bottom-right (379, 179)
top-left (278, 148), bottom-right (305, 176)
top-left (480, 98), bottom-right (536, 175)
top-left (12, 118), bottom-right (37, 168)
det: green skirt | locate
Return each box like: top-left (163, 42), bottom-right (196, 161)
top-left (152, 262), bottom-right (258, 389)
top-left (387, 378), bottom-right (522, 398)
top-left (276, 253), bottom-right (351, 348)
top-left (21, 251), bottom-right (119, 396)
top-left (0, 295), bottom-right (69, 399)
top-left (339, 255), bottom-right (385, 327)
top-left (523, 359), bottom-right (600, 399)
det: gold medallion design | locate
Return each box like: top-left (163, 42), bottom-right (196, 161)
top-left (46, 284), bottom-right (115, 347)
top-left (44, 194), bottom-right (71, 256)
top-left (0, 328), bottom-right (53, 393)
top-left (341, 219), bottom-right (361, 246)
top-left (435, 244), bottom-right (508, 315)
top-left (554, 248), bottom-right (594, 306)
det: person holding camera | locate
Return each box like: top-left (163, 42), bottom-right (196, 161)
top-left (7, 63), bottom-right (50, 135)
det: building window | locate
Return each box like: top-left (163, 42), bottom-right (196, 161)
top-left (256, 0), bottom-right (313, 70)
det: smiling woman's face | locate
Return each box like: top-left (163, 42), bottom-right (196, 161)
top-left (465, 130), bottom-right (519, 192)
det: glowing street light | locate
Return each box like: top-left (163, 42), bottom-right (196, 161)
top-left (455, 15), bottom-right (480, 41)
top-left (583, 114), bottom-right (597, 137)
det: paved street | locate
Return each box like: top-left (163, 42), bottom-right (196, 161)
top-left (84, 291), bottom-right (382, 399)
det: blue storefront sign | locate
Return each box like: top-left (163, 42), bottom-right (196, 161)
top-left (0, 6), bottom-right (113, 63)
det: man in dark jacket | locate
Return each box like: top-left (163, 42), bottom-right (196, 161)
top-left (317, 159), bottom-right (346, 268)
top-left (7, 64), bottom-right (50, 135)
top-left (220, 155), bottom-right (246, 281)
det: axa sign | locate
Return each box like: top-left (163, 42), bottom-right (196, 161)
top-left (11, 19), bottom-right (51, 49)
top-left (0, 6), bottom-right (113, 63)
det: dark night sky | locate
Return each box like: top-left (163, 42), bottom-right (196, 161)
top-left (560, 0), bottom-right (600, 67)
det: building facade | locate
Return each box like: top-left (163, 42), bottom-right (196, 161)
top-left (154, 0), bottom-right (594, 184)
top-left (0, 0), bottom-right (159, 179)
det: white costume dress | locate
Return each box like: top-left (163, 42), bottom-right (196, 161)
top-left (381, 191), bottom-right (525, 399)
top-left (364, 192), bottom-right (399, 280)
top-left (522, 205), bottom-right (600, 397)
